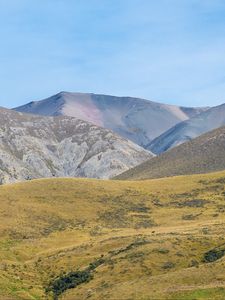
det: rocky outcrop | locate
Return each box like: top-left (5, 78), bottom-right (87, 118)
top-left (0, 108), bottom-right (153, 184)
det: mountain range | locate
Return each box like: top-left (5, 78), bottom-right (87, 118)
top-left (0, 91), bottom-right (224, 182)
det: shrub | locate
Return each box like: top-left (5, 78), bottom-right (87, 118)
top-left (47, 270), bottom-right (92, 299)
top-left (204, 247), bottom-right (225, 263)
top-left (162, 262), bottom-right (175, 269)
top-left (46, 257), bottom-right (105, 299)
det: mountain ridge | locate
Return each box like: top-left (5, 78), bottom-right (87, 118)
top-left (148, 102), bottom-right (225, 154)
top-left (115, 125), bottom-right (225, 180)
top-left (14, 91), bottom-right (208, 148)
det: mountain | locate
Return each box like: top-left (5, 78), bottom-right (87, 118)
top-left (0, 108), bottom-right (152, 184)
top-left (14, 91), bottom-right (207, 148)
top-left (1, 171), bottom-right (225, 299)
top-left (115, 125), bottom-right (225, 180)
top-left (148, 103), bottom-right (225, 154)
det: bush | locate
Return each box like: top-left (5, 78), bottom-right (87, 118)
top-left (47, 270), bottom-right (92, 299)
top-left (204, 248), bottom-right (225, 263)
top-left (162, 261), bottom-right (175, 269)
top-left (46, 257), bottom-right (105, 299)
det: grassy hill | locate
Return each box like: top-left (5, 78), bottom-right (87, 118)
top-left (1, 172), bottom-right (225, 299)
top-left (116, 125), bottom-right (225, 181)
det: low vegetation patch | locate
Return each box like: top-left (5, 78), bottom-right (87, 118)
top-left (47, 269), bottom-right (92, 299)
top-left (46, 258), bottom-right (105, 299)
top-left (203, 245), bottom-right (225, 263)
top-left (182, 213), bottom-right (201, 220)
top-left (173, 199), bottom-right (208, 208)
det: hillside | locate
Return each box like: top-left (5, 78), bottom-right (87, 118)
top-left (0, 108), bottom-right (152, 183)
top-left (116, 125), bottom-right (225, 180)
top-left (1, 172), bottom-right (225, 299)
top-left (14, 91), bottom-right (207, 147)
top-left (148, 103), bottom-right (225, 154)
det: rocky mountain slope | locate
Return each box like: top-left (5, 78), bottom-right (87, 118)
top-left (14, 91), bottom-right (207, 148)
top-left (0, 108), bottom-right (152, 184)
top-left (148, 103), bottom-right (225, 154)
top-left (116, 125), bottom-right (225, 180)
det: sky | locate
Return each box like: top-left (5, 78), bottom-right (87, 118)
top-left (1, 0), bottom-right (225, 108)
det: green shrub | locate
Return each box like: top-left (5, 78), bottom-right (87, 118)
top-left (47, 270), bottom-right (92, 299)
top-left (204, 247), bottom-right (225, 263)
top-left (46, 257), bottom-right (105, 299)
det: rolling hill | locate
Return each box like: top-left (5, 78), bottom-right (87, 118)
top-left (116, 125), bottom-right (225, 180)
top-left (1, 171), bottom-right (225, 299)
top-left (148, 103), bottom-right (225, 154)
top-left (14, 91), bottom-right (207, 148)
top-left (0, 108), bottom-right (152, 183)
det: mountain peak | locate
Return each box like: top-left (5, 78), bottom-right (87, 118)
top-left (14, 92), bottom-right (207, 148)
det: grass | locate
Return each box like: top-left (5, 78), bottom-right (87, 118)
top-left (167, 288), bottom-right (225, 300)
top-left (1, 171), bottom-right (225, 299)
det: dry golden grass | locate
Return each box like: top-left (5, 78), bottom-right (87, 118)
top-left (1, 172), bottom-right (225, 299)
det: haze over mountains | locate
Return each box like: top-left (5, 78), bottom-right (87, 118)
top-left (0, 108), bottom-right (152, 184)
top-left (14, 91), bottom-right (207, 148)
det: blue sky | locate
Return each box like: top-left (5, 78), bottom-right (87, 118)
top-left (1, 0), bottom-right (225, 108)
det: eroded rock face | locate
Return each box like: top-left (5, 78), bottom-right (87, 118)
top-left (0, 108), bottom-right (153, 184)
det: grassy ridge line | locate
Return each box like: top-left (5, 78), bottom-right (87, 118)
top-left (115, 125), bottom-right (225, 180)
top-left (1, 172), bottom-right (225, 299)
